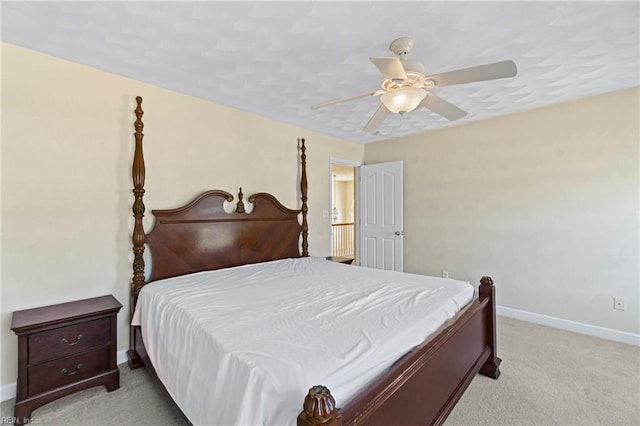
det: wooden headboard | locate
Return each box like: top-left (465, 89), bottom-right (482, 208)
top-left (146, 190), bottom-right (304, 282)
top-left (130, 96), bottom-right (308, 299)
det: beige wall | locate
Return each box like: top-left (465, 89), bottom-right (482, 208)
top-left (365, 87), bottom-right (640, 335)
top-left (0, 43), bottom-right (364, 387)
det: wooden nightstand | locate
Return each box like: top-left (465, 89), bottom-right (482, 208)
top-left (10, 295), bottom-right (122, 423)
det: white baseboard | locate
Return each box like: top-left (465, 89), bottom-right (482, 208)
top-left (1, 349), bottom-right (129, 402)
top-left (116, 348), bottom-right (128, 366)
top-left (497, 305), bottom-right (640, 346)
top-left (0, 382), bottom-right (16, 403)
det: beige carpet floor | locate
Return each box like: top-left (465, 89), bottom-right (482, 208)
top-left (2, 317), bottom-right (639, 425)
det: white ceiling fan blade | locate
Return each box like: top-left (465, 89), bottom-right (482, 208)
top-left (311, 91), bottom-right (378, 110)
top-left (426, 60), bottom-right (517, 88)
top-left (420, 93), bottom-right (468, 121)
top-left (370, 57), bottom-right (407, 81)
top-left (363, 104), bottom-right (391, 132)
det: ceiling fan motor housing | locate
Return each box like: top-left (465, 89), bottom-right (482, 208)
top-left (389, 37), bottom-right (415, 57)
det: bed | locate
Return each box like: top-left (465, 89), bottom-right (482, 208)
top-left (126, 96), bottom-right (501, 425)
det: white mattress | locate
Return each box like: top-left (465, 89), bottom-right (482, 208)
top-left (131, 257), bottom-right (474, 426)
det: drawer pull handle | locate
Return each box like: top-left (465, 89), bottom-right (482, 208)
top-left (61, 334), bottom-right (83, 346)
top-left (61, 363), bottom-right (83, 376)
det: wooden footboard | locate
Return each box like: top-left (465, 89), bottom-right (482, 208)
top-left (297, 277), bottom-right (500, 426)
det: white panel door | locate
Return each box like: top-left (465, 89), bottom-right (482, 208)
top-left (357, 161), bottom-right (403, 271)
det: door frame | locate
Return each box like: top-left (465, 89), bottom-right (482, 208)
top-left (329, 157), bottom-right (362, 259)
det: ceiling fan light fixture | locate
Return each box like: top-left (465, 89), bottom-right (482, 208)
top-left (380, 87), bottom-right (426, 114)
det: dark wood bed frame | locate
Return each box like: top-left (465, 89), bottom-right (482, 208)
top-left (126, 96), bottom-right (501, 425)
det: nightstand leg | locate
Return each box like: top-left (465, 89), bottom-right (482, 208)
top-left (104, 369), bottom-right (120, 392)
top-left (14, 401), bottom-right (32, 425)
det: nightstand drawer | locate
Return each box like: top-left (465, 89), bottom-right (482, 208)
top-left (28, 318), bottom-right (110, 364)
top-left (28, 345), bottom-right (110, 396)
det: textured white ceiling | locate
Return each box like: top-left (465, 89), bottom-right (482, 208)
top-left (2, 2), bottom-right (638, 143)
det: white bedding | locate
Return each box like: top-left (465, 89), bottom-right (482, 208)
top-left (131, 257), bottom-right (474, 426)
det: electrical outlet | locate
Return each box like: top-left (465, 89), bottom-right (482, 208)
top-left (442, 271), bottom-right (449, 279)
top-left (322, 209), bottom-right (329, 218)
top-left (613, 297), bottom-right (625, 311)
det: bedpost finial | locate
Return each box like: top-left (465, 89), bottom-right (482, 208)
top-left (301, 385), bottom-right (340, 425)
top-left (235, 187), bottom-right (246, 213)
top-left (480, 276), bottom-right (494, 286)
top-left (134, 97), bottom-right (144, 133)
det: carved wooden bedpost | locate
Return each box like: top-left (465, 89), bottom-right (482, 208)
top-left (127, 96), bottom-right (146, 369)
top-left (297, 385), bottom-right (342, 426)
top-left (479, 276), bottom-right (501, 379)
top-left (300, 138), bottom-right (309, 257)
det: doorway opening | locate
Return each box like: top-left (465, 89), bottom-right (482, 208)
top-left (330, 161), bottom-right (357, 263)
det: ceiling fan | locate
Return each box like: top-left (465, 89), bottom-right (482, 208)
top-left (312, 37), bottom-right (518, 132)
